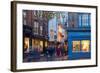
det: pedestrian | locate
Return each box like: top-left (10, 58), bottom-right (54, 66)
top-left (49, 45), bottom-right (53, 57)
top-left (56, 44), bottom-right (61, 57)
top-left (64, 43), bottom-right (68, 56)
top-left (61, 44), bottom-right (65, 56)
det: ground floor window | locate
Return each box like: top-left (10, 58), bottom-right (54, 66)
top-left (24, 37), bottom-right (29, 53)
top-left (72, 41), bottom-right (81, 52)
top-left (45, 41), bottom-right (48, 47)
top-left (32, 39), bottom-right (43, 52)
top-left (24, 37), bottom-right (48, 53)
top-left (72, 40), bottom-right (90, 52)
top-left (40, 41), bottom-right (43, 52)
top-left (81, 40), bottom-right (90, 52)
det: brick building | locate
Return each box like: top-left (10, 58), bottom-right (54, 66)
top-left (23, 10), bottom-right (48, 54)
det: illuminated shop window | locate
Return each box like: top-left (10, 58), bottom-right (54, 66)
top-left (72, 40), bottom-right (90, 52)
top-left (40, 41), bottom-right (43, 48)
top-left (32, 39), bottom-right (43, 52)
top-left (34, 39), bottom-right (39, 47)
top-left (32, 39), bottom-right (39, 50)
top-left (72, 41), bottom-right (81, 52)
top-left (45, 41), bottom-right (48, 47)
top-left (81, 40), bottom-right (90, 52)
top-left (40, 41), bottom-right (43, 52)
top-left (32, 39), bottom-right (35, 50)
top-left (24, 37), bottom-right (29, 53)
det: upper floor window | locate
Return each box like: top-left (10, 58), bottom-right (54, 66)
top-left (23, 11), bottom-right (26, 18)
top-left (68, 12), bottom-right (77, 28)
top-left (23, 19), bottom-right (26, 25)
top-left (40, 26), bottom-right (43, 35)
top-left (68, 12), bottom-right (91, 28)
top-left (82, 14), bottom-right (90, 27)
top-left (40, 11), bottom-right (43, 18)
top-left (33, 11), bottom-right (37, 16)
top-left (78, 13), bottom-right (90, 27)
top-left (23, 11), bottom-right (27, 25)
top-left (34, 22), bottom-right (39, 34)
top-left (37, 11), bottom-right (40, 17)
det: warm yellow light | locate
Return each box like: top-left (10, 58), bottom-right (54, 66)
top-left (72, 41), bottom-right (80, 52)
top-left (40, 41), bottom-right (43, 47)
top-left (24, 38), bottom-right (29, 49)
top-left (45, 41), bottom-right (47, 47)
top-left (25, 41), bottom-right (28, 45)
top-left (82, 40), bottom-right (90, 52)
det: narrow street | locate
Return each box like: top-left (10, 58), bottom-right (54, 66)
top-left (24, 54), bottom-right (68, 62)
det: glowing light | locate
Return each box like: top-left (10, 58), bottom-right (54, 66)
top-left (82, 40), bottom-right (90, 52)
top-left (25, 38), bottom-right (29, 48)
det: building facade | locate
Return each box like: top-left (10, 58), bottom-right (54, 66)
top-left (23, 10), bottom-right (48, 54)
top-left (67, 12), bottom-right (91, 60)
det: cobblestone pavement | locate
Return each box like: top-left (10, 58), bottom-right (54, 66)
top-left (23, 55), bottom-right (68, 62)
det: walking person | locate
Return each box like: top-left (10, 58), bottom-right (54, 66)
top-left (61, 44), bottom-right (65, 56)
top-left (56, 44), bottom-right (61, 57)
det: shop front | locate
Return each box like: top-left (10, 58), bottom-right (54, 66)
top-left (67, 30), bottom-right (91, 60)
top-left (24, 37), bottom-right (48, 53)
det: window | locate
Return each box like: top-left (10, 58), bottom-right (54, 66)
top-left (81, 40), bottom-right (90, 52)
top-left (40, 41), bottom-right (43, 48)
top-left (45, 41), bottom-right (48, 47)
top-left (40, 11), bottom-right (43, 17)
top-left (23, 11), bottom-right (27, 25)
top-left (39, 41), bottom-right (43, 52)
top-left (73, 41), bottom-right (81, 52)
top-left (23, 11), bottom-right (26, 18)
top-left (34, 39), bottom-right (39, 47)
top-left (81, 13), bottom-right (90, 27)
top-left (32, 39), bottom-right (43, 52)
top-left (24, 37), bottom-right (29, 53)
top-left (82, 14), bottom-right (87, 27)
top-left (78, 15), bottom-right (82, 27)
top-left (68, 13), bottom-right (91, 28)
top-left (34, 22), bottom-right (39, 34)
top-left (68, 12), bottom-right (77, 28)
top-left (37, 11), bottom-right (40, 17)
top-left (72, 40), bottom-right (90, 52)
top-left (32, 39), bottom-right (35, 50)
top-left (33, 11), bottom-right (36, 16)
top-left (40, 26), bottom-right (43, 35)
top-left (23, 19), bottom-right (26, 25)
top-left (34, 22), bottom-right (36, 33)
